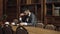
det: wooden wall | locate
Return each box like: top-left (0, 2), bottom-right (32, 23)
top-left (0, 0), bottom-right (3, 18)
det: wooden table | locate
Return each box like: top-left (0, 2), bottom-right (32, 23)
top-left (11, 26), bottom-right (60, 34)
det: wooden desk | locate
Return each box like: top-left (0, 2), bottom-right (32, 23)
top-left (11, 26), bottom-right (60, 34)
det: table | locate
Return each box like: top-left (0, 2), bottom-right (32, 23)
top-left (11, 26), bottom-right (60, 34)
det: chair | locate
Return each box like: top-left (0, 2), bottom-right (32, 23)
top-left (0, 25), bottom-right (3, 34)
top-left (45, 24), bottom-right (56, 30)
top-left (16, 26), bottom-right (28, 34)
top-left (36, 23), bottom-right (44, 28)
top-left (58, 27), bottom-right (60, 31)
top-left (3, 25), bottom-right (13, 34)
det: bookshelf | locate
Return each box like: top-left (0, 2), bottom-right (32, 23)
top-left (45, 0), bottom-right (60, 26)
top-left (46, 0), bottom-right (60, 16)
top-left (3, 0), bottom-right (17, 22)
top-left (46, 4), bottom-right (52, 16)
top-left (20, 0), bottom-right (41, 5)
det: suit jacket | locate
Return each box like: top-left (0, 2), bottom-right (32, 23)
top-left (26, 13), bottom-right (37, 26)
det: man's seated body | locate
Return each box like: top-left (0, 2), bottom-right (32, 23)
top-left (19, 9), bottom-right (37, 26)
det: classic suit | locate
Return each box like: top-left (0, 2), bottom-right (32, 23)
top-left (26, 13), bottom-right (37, 26)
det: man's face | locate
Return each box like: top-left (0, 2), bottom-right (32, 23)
top-left (24, 10), bottom-right (29, 15)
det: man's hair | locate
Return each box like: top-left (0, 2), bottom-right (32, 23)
top-left (23, 8), bottom-right (31, 12)
top-left (23, 8), bottom-right (28, 11)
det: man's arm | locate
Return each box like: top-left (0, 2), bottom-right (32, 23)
top-left (31, 13), bottom-right (37, 26)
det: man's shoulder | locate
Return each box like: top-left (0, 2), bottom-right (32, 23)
top-left (31, 13), bottom-right (35, 16)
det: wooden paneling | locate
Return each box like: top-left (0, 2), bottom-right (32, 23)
top-left (4, 0), bottom-right (17, 22)
top-left (45, 0), bottom-right (60, 26)
top-left (0, 0), bottom-right (3, 18)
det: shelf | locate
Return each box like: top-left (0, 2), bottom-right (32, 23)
top-left (20, 3), bottom-right (41, 6)
top-left (20, 0), bottom-right (41, 6)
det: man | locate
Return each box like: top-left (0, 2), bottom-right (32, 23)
top-left (19, 9), bottom-right (37, 26)
top-left (19, 13), bottom-right (27, 22)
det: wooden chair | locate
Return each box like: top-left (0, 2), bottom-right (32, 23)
top-left (3, 25), bottom-right (13, 34)
top-left (45, 24), bottom-right (56, 30)
top-left (16, 26), bottom-right (28, 34)
top-left (0, 25), bottom-right (3, 34)
top-left (36, 23), bottom-right (44, 28)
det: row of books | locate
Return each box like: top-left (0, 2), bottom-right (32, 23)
top-left (53, 7), bottom-right (60, 16)
top-left (46, 6), bottom-right (60, 16)
top-left (20, 0), bottom-right (41, 4)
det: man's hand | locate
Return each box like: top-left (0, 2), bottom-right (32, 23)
top-left (20, 13), bottom-right (25, 16)
top-left (20, 22), bottom-right (27, 26)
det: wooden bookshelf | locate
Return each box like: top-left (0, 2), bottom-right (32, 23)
top-left (45, 0), bottom-right (60, 26)
top-left (3, 0), bottom-right (18, 22)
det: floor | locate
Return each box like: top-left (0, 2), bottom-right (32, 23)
top-left (11, 25), bottom-right (60, 34)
